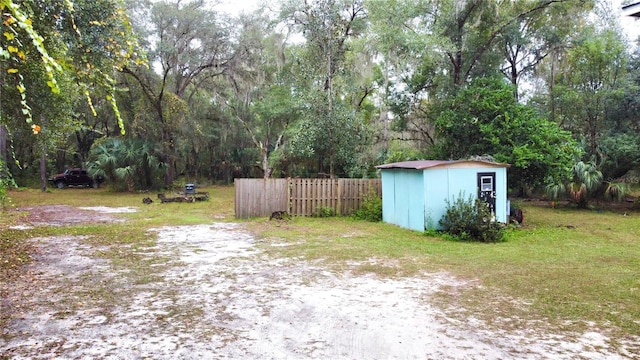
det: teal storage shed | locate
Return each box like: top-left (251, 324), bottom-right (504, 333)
top-left (376, 160), bottom-right (510, 232)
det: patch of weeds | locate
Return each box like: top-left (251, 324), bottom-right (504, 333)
top-left (352, 188), bottom-right (382, 222)
top-left (52, 310), bottom-right (75, 319)
top-left (163, 302), bottom-right (206, 325)
top-left (423, 229), bottom-right (441, 237)
top-left (134, 273), bottom-right (166, 285)
top-left (313, 206), bottom-right (335, 217)
top-left (74, 278), bottom-right (131, 309)
top-left (0, 169), bottom-right (16, 211)
top-left (353, 263), bottom-right (399, 277)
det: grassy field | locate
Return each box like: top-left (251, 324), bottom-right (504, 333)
top-left (1, 186), bottom-right (639, 338)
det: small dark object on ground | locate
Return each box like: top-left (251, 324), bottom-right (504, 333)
top-left (510, 207), bottom-right (524, 224)
top-left (270, 211), bottom-right (291, 220)
top-left (142, 197), bottom-right (153, 204)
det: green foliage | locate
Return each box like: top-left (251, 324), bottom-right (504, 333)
top-left (0, 0), bottom-right (633, 193)
top-left (282, 0), bottom-right (371, 177)
top-left (433, 77), bottom-right (580, 192)
top-left (289, 94), bottom-right (369, 177)
top-left (0, 162), bottom-right (14, 211)
top-left (545, 160), bottom-right (629, 207)
top-left (1, 0), bottom-right (142, 136)
top-left (352, 188), bottom-right (382, 222)
top-left (0, 180), bottom-right (7, 211)
top-left (0, 0), bottom-right (63, 127)
top-left (597, 133), bottom-right (640, 180)
top-left (87, 138), bottom-right (166, 191)
top-left (545, 180), bottom-right (566, 201)
top-left (439, 192), bottom-right (505, 243)
top-left (383, 141), bottom-right (424, 164)
top-left (567, 161), bottom-right (602, 208)
top-left (313, 206), bottom-right (335, 218)
top-left (552, 26), bottom-right (629, 158)
top-left (603, 182), bottom-right (628, 203)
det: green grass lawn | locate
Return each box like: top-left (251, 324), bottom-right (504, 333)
top-left (2, 186), bottom-right (639, 337)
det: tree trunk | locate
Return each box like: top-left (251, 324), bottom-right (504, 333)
top-left (380, 62), bottom-right (390, 149)
top-left (162, 130), bottom-right (174, 187)
top-left (192, 146), bottom-right (199, 180)
top-left (40, 150), bottom-right (47, 192)
top-left (261, 149), bottom-right (271, 179)
top-left (549, 49), bottom-right (557, 123)
top-left (0, 125), bottom-right (7, 167)
top-left (326, 50), bottom-right (336, 178)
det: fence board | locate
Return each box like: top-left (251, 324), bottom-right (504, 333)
top-left (234, 178), bottom-right (288, 218)
top-left (234, 178), bottom-right (381, 218)
top-left (338, 178), bottom-right (381, 215)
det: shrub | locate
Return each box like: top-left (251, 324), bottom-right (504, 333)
top-left (0, 161), bottom-right (16, 211)
top-left (603, 182), bottom-right (628, 202)
top-left (0, 178), bottom-right (8, 211)
top-left (314, 206), bottom-right (335, 217)
top-left (353, 188), bottom-right (382, 222)
top-left (439, 192), bottom-right (505, 242)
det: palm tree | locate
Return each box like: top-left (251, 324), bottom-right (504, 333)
top-left (545, 178), bottom-right (566, 208)
top-left (87, 138), bottom-right (166, 191)
top-left (603, 181), bottom-right (628, 203)
top-left (568, 161), bottom-right (602, 208)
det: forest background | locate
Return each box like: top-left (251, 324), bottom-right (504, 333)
top-left (1, 0), bottom-right (640, 196)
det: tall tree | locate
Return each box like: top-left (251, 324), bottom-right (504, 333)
top-left (444, 0), bottom-right (593, 89)
top-left (219, 13), bottom-right (298, 179)
top-left (365, 0), bottom-right (444, 154)
top-left (553, 26), bottom-right (628, 158)
top-left (282, 0), bottom-right (369, 177)
top-left (497, 0), bottom-right (590, 100)
top-left (1, 0), bottom-right (141, 188)
top-left (433, 77), bottom-right (580, 193)
top-left (122, 0), bottom-right (234, 185)
top-left (366, 0), bottom-right (590, 161)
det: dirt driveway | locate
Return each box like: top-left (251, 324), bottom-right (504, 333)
top-left (1, 206), bottom-right (637, 359)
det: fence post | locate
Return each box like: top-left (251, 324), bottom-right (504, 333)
top-left (337, 178), bottom-right (342, 216)
top-left (287, 177), bottom-right (292, 215)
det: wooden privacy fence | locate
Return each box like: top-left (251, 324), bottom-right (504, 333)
top-left (235, 178), bottom-right (381, 218)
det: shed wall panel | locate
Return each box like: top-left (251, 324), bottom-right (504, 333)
top-left (406, 172), bottom-right (425, 231)
top-left (495, 168), bottom-right (508, 223)
top-left (382, 169), bottom-right (425, 231)
top-left (423, 168), bottom-right (449, 230)
top-left (381, 171), bottom-right (396, 225)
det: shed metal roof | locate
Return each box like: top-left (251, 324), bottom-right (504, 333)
top-left (376, 159), bottom-right (510, 170)
top-left (623, 2), bottom-right (640, 17)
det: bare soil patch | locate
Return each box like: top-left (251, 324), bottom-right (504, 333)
top-left (12, 205), bottom-right (131, 227)
top-left (1, 206), bottom-right (638, 359)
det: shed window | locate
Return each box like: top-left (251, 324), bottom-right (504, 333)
top-left (480, 176), bottom-right (493, 191)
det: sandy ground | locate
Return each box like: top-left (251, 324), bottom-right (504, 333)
top-left (1, 207), bottom-right (639, 359)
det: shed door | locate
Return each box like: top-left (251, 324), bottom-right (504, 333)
top-left (478, 172), bottom-right (496, 217)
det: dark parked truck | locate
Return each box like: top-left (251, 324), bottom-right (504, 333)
top-left (48, 168), bottom-right (105, 189)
